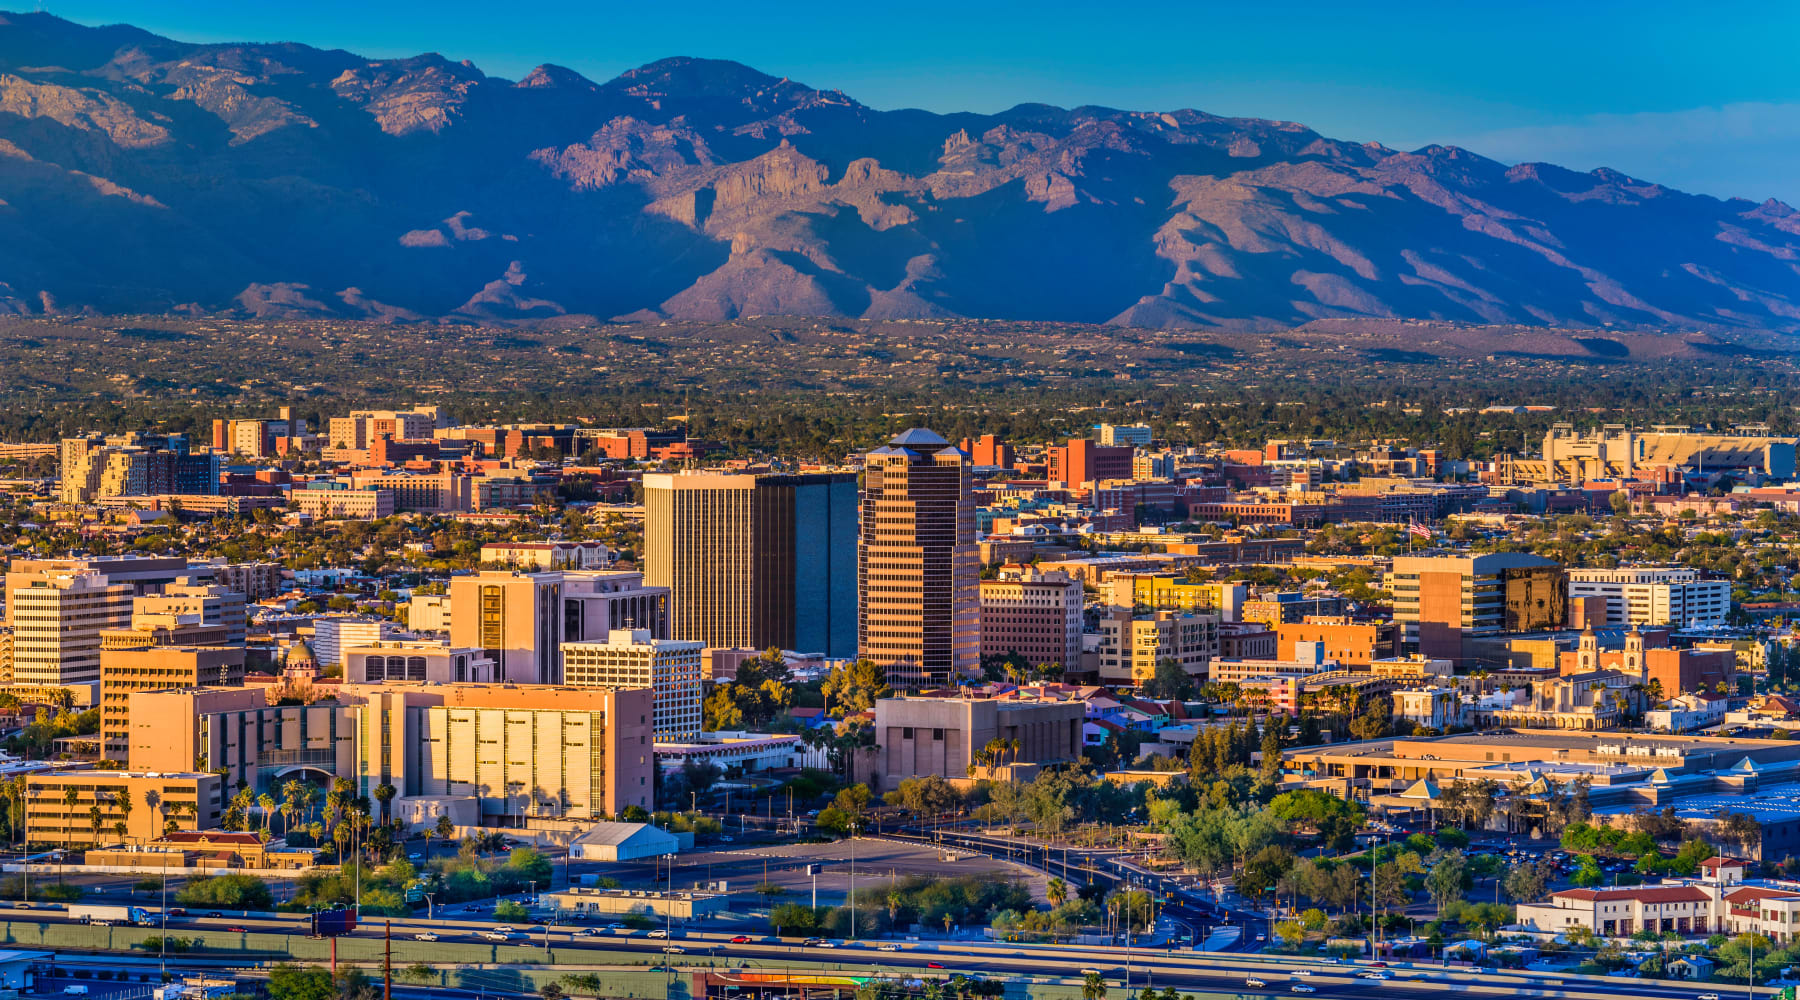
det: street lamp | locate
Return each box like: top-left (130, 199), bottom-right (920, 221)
top-left (848, 819), bottom-right (859, 940)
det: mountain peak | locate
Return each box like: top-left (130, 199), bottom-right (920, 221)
top-left (606, 56), bottom-right (858, 115)
top-left (517, 63), bottom-right (595, 89)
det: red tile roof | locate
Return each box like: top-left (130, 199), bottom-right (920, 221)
top-left (1555, 886), bottom-right (1711, 904)
top-left (1725, 886), bottom-right (1800, 903)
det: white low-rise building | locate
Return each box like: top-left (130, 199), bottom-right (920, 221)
top-left (1645, 693), bottom-right (1729, 733)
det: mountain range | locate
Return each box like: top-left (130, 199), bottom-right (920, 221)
top-left (2, 11), bottom-right (1798, 333)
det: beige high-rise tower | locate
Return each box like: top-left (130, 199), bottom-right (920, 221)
top-left (858, 428), bottom-right (979, 689)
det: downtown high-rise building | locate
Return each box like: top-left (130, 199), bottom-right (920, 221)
top-left (858, 428), bottom-right (979, 689)
top-left (643, 472), bottom-right (857, 657)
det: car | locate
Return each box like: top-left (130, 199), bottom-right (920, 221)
top-left (1368, 961), bottom-right (1386, 967)
top-left (720, 836), bottom-right (734, 843)
top-left (662, 946), bottom-right (685, 954)
top-left (167, 908), bottom-right (187, 916)
top-left (414, 933), bottom-right (439, 942)
top-left (495, 925), bottom-right (515, 934)
top-left (877, 943), bottom-right (899, 952)
top-left (408, 853), bottom-right (423, 861)
top-left (11, 903), bottom-right (28, 910)
top-left (647, 929), bottom-right (669, 939)
top-left (606, 922), bottom-right (624, 929)
top-left (730, 936), bottom-right (751, 944)
top-left (1357, 972), bottom-right (1389, 981)
top-left (226, 926), bottom-right (247, 933)
top-left (816, 940), bottom-right (838, 949)
top-left (1245, 980), bottom-right (1266, 989)
top-left (802, 938), bottom-right (823, 946)
top-left (926, 962), bottom-right (945, 970)
top-left (481, 932), bottom-right (509, 942)
top-left (62, 987), bottom-right (88, 996)
top-left (1698, 994), bottom-right (1721, 1000)
top-left (1291, 988), bottom-right (1316, 995)
top-left (205, 911), bottom-right (224, 918)
top-left (1292, 970), bottom-right (1312, 977)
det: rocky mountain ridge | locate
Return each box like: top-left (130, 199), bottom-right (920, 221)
top-left (1, 12), bottom-right (1798, 334)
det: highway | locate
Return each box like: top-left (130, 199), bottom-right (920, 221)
top-left (0, 903), bottom-right (1755, 1000)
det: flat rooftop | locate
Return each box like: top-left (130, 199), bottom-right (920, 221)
top-left (1593, 784), bottom-right (1800, 825)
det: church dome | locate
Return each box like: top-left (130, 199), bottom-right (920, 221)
top-left (285, 639), bottom-right (318, 668)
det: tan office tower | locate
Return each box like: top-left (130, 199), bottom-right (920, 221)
top-left (100, 642), bottom-right (244, 760)
top-left (642, 472), bottom-right (857, 656)
top-left (8, 571), bottom-right (134, 685)
top-left (858, 428), bottom-right (979, 689)
top-left (448, 570), bottom-right (563, 684)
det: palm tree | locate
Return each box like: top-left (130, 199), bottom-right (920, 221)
top-left (1047, 877), bottom-right (1068, 908)
top-left (87, 805), bottom-right (103, 847)
top-left (258, 793), bottom-right (276, 838)
top-left (280, 780), bottom-right (303, 837)
top-left (435, 813), bottom-right (454, 848)
top-left (1081, 972), bottom-right (1107, 1000)
top-left (373, 783), bottom-right (397, 826)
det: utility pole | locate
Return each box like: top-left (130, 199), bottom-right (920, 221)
top-left (383, 920), bottom-right (392, 1000)
top-left (849, 820), bottom-right (858, 940)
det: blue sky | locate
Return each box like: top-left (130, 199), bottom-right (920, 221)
top-left (41, 0), bottom-right (1800, 203)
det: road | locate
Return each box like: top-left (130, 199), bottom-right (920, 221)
top-left (0, 902), bottom-right (1756, 1000)
top-left (22, 943), bottom-right (1766, 1000)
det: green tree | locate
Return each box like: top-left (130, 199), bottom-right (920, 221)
top-left (1569, 854), bottom-right (1604, 888)
top-left (1425, 852), bottom-right (1468, 913)
top-left (1141, 657), bottom-right (1196, 700)
top-left (267, 965), bottom-right (335, 1000)
top-left (821, 659), bottom-right (892, 716)
top-left (177, 874), bottom-right (274, 910)
top-left (1503, 860), bottom-right (1551, 903)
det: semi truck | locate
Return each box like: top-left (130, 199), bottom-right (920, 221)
top-left (66, 904), bottom-right (153, 926)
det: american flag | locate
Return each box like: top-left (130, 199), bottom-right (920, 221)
top-left (1407, 522), bottom-right (1432, 539)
